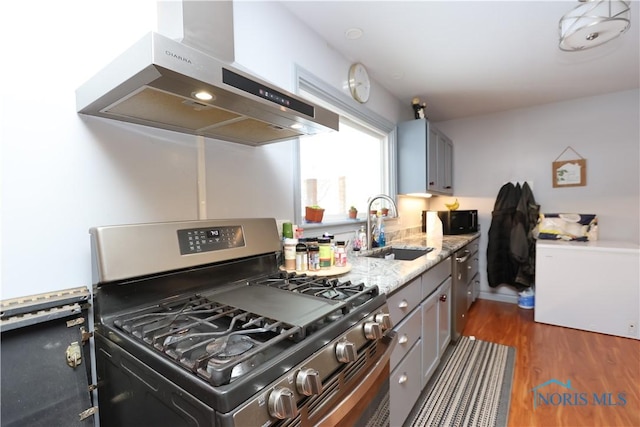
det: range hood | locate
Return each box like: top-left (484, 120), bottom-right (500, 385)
top-left (75, 2), bottom-right (338, 146)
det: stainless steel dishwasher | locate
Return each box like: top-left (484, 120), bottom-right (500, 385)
top-left (452, 245), bottom-right (474, 340)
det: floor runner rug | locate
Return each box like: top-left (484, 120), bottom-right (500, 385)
top-left (406, 335), bottom-right (515, 427)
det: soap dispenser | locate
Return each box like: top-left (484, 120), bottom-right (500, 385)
top-left (377, 215), bottom-right (386, 247)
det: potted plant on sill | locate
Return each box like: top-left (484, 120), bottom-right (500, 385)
top-left (305, 205), bottom-right (325, 223)
top-left (348, 206), bottom-right (358, 219)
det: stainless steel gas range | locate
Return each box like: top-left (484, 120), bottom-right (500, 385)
top-left (90, 218), bottom-right (395, 427)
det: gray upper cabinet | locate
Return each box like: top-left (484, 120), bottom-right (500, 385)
top-left (398, 119), bottom-right (453, 196)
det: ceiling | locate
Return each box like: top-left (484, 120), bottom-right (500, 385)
top-left (279, 1), bottom-right (640, 122)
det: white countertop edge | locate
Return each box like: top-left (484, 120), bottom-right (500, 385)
top-left (536, 239), bottom-right (640, 252)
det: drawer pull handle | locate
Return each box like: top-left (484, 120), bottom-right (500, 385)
top-left (398, 374), bottom-right (408, 384)
top-left (399, 334), bottom-right (409, 344)
top-left (439, 294), bottom-right (447, 302)
top-left (398, 300), bottom-right (408, 309)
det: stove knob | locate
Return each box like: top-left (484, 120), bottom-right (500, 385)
top-left (335, 340), bottom-right (357, 363)
top-left (374, 313), bottom-right (392, 330)
top-left (364, 321), bottom-right (383, 340)
top-left (296, 367), bottom-right (323, 396)
top-left (268, 387), bottom-right (298, 419)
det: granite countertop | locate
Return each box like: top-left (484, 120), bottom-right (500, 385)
top-left (340, 232), bottom-right (480, 295)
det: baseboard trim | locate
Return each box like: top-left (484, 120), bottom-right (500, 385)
top-left (477, 292), bottom-right (518, 304)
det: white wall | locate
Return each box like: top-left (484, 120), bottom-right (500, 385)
top-left (2, 1), bottom-right (637, 304)
top-left (232, 1), bottom-right (405, 124)
top-left (431, 89), bottom-right (640, 302)
top-left (0, 1), bottom-right (405, 299)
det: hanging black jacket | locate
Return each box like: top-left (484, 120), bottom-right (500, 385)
top-left (487, 183), bottom-right (522, 289)
top-left (511, 182), bottom-right (540, 288)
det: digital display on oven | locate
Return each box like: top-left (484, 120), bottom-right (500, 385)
top-left (177, 226), bottom-right (245, 255)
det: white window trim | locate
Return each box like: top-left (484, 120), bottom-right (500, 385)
top-left (293, 66), bottom-right (397, 230)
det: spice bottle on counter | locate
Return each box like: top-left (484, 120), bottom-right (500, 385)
top-left (282, 222), bottom-right (294, 239)
top-left (295, 241), bottom-right (308, 272)
top-left (323, 233), bottom-right (335, 266)
top-left (283, 238), bottom-right (298, 271)
top-left (307, 239), bottom-right (320, 271)
top-left (318, 237), bottom-right (332, 269)
top-left (335, 241), bottom-right (347, 267)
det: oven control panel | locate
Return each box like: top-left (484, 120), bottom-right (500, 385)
top-left (177, 226), bottom-right (246, 254)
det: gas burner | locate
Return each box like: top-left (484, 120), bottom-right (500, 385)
top-left (253, 273), bottom-right (373, 302)
top-left (206, 335), bottom-right (257, 359)
top-left (163, 329), bottom-right (191, 346)
top-left (207, 351), bottom-right (266, 383)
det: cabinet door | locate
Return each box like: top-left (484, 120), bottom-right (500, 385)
top-left (397, 119), bottom-right (428, 194)
top-left (440, 135), bottom-right (453, 194)
top-left (428, 126), bottom-right (439, 192)
top-left (390, 342), bottom-right (422, 427)
top-left (421, 290), bottom-right (439, 388)
top-left (438, 277), bottom-right (452, 357)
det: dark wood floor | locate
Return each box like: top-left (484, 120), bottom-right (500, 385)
top-left (462, 299), bottom-right (640, 427)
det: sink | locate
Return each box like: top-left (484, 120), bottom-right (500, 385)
top-left (364, 247), bottom-right (433, 261)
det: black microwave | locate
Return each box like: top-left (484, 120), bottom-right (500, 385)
top-left (436, 210), bottom-right (478, 235)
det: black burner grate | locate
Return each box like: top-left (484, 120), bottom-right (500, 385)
top-left (114, 295), bottom-right (302, 386)
top-left (111, 273), bottom-right (379, 387)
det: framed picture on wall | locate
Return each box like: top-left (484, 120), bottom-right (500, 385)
top-left (552, 158), bottom-right (586, 188)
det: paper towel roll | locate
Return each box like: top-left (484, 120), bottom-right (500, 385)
top-left (426, 211), bottom-right (443, 248)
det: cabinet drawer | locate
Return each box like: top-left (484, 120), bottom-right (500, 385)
top-left (388, 275), bottom-right (421, 324)
top-left (391, 306), bottom-right (421, 370)
top-left (390, 342), bottom-right (422, 427)
top-left (422, 257), bottom-right (451, 299)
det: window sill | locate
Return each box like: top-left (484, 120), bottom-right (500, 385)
top-left (298, 219), bottom-right (367, 238)
top-left (302, 219), bottom-right (366, 229)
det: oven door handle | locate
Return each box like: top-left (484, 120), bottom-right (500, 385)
top-left (315, 330), bottom-right (397, 426)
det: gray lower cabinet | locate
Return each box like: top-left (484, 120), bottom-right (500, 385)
top-left (389, 257), bottom-right (452, 426)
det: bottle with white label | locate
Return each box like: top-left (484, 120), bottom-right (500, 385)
top-left (295, 242), bottom-right (308, 272)
top-left (283, 238), bottom-right (298, 270)
top-left (358, 226), bottom-right (368, 251)
top-left (335, 241), bottom-right (347, 267)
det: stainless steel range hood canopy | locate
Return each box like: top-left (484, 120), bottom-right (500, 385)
top-left (76, 3), bottom-right (338, 146)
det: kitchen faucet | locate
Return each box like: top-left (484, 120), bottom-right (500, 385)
top-left (366, 194), bottom-right (398, 249)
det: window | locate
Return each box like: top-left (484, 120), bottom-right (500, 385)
top-left (295, 68), bottom-right (396, 225)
